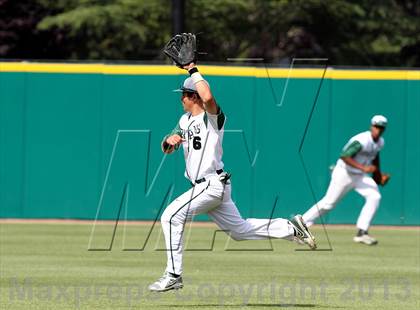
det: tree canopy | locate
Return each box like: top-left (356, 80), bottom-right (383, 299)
top-left (0, 0), bottom-right (419, 66)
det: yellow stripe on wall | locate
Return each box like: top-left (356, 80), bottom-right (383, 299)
top-left (1, 62), bottom-right (419, 80)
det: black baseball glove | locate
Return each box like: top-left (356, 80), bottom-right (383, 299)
top-left (163, 33), bottom-right (197, 67)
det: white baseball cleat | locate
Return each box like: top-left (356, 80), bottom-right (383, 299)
top-left (290, 215), bottom-right (317, 250)
top-left (353, 234), bottom-right (378, 245)
top-left (148, 272), bottom-right (183, 292)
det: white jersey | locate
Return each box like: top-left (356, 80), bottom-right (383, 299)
top-left (336, 131), bottom-right (384, 174)
top-left (178, 110), bottom-right (226, 182)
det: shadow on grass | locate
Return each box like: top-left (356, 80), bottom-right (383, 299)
top-left (154, 304), bottom-right (341, 308)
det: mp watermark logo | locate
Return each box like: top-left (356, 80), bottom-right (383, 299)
top-left (87, 58), bottom-right (334, 253)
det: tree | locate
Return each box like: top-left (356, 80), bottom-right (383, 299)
top-left (0, 0), bottom-right (69, 59)
top-left (1, 0), bottom-right (419, 66)
top-left (37, 0), bottom-right (170, 60)
top-left (186, 0), bottom-right (420, 66)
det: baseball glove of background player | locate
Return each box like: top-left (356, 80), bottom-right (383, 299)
top-left (164, 33), bottom-right (197, 67)
top-left (373, 172), bottom-right (391, 186)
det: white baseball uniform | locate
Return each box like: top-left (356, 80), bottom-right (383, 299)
top-left (302, 131), bottom-right (384, 230)
top-left (161, 109), bottom-right (295, 275)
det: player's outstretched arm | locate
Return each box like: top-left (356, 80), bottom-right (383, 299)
top-left (184, 63), bottom-right (219, 115)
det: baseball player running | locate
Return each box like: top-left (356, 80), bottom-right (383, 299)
top-left (302, 115), bottom-right (389, 245)
top-left (148, 63), bottom-right (316, 292)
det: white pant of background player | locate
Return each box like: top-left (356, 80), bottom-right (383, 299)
top-left (161, 173), bottom-right (295, 275)
top-left (302, 165), bottom-right (381, 230)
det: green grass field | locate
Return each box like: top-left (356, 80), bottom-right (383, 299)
top-left (1, 222), bottom-right (419, 309)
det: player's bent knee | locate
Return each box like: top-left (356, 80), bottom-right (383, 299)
top-left (161, 209), bottom-right (185, 227)
top-left (161, 209), bottom-right (172, 225)
top-left (367, 192), bottom-right (381, 204)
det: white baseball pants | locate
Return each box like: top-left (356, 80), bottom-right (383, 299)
top-left (161, 174), bottom-right (295, 275)
top-left (302, 165), bottom-right (381, 230)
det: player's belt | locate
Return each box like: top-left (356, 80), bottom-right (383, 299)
top-left (193, 169), bottom-right (224, 185)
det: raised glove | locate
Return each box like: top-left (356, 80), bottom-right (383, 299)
top-left (163, 33), bottom-right (197, 67)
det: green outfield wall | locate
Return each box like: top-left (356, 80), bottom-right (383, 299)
top-left (0, 63), bottom-right (419, 225)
